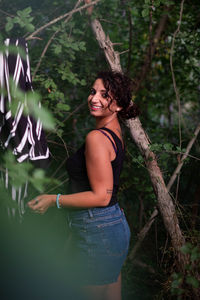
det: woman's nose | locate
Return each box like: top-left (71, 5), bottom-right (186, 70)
top-left (91, 93), bottom-right (99, 102)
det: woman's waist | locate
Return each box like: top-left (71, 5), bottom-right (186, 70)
top-left (66, 202), bottom-right (122, 221)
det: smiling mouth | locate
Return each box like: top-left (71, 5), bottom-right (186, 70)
top-left (89, 105), bottom-right (103, 111)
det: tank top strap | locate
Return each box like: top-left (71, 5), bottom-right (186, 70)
top-left (96, 129), bottom-right (117, 154)
top-left (100, 127), bottom-right (123, 151)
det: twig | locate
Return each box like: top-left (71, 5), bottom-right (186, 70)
top-left (51, 157), bottom-right (68, 179)
top-left (62, 102), bottom-right (86, 123)
top-left (166, 151), bottom-right (200, 161)
top-left (119, 49), bottom-right (129, 55)
top-left (45, 177), bottom-right (69, 194)
top-left (132, 259), bottom-right (156, 274)
top-left (99, 18), bottom-right (117, 25)
top-left (26, 0), bottom-right (100, 40)
top-left (46, 102), bottom-right (86, 139)
top-left (32, 0), bottom-right (83, 79)
top-left (0, 9), bottom-right (14, 17)
top-left (112, 43), bottom-right (123, 46)
top-left (167, 123), bottom-right (200, 191)
top-left (58, 135), bottom-right (69, 158)
top-left (170, 0), bottom-right (185, 149)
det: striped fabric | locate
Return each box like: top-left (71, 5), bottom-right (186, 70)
top-left (0, 38), bottom-right (49, 163)
top-left (0, 38), bottom-right (50, 217)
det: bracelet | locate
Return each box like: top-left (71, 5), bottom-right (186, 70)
top-left (56, 194), bottom-right (62, 209)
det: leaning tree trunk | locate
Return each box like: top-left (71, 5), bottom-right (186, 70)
top-left (85, 3), bottom-right (187, 267)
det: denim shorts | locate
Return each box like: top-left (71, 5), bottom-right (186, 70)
top-left (65, 203), bottom-right (131, 285)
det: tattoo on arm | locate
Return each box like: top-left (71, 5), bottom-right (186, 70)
top-left (106, 189), bottom-right (113, 194)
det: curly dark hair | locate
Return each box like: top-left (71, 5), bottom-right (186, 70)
top-left (96, 71), bottom-right (140, 119)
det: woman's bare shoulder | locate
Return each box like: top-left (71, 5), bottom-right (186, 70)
top-left (85, 130), bottom-right (105, 144)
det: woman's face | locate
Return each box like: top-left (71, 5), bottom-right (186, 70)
top-left (88, 79), bottom-right (119, 117)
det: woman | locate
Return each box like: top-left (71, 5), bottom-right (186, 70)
top-left (28, 71), bottom-right (139, 300)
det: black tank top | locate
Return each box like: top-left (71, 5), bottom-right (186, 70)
top-left (66, 127), bottom-right (125, 207)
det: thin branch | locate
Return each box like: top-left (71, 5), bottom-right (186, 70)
top-left (166, 151), bottom-right (200, 161)
top-left (119, 49), bottom-right (129, 55)
top-left (99, 18), bottom-right (117, 25)
top-left (45, 177), bottom-right (69, 194)
top-left (167, 123), bottom-right (200, 191)
top-left (132, 259), bottom-right (156, 274)
top-left (32, 0), bottom-right (83, 79)
top-left (26, 0), bottom-right (100, 40)
top-left (170, 0), bottom-right (185, 149)
top-left (0, 9), bottom-right (15, 17)
top-left (46, 102), bottom-right (86, 139)
top-left (58, 135), bottom-right (69, 158)
top-left (51, 157), bottom-right (68, 179)
top-left (112, 42), bottom-right (123, 46)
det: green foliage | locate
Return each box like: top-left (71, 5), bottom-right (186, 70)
top-left (2, 150), bottom-right (59, 193)
top-left (171, 243), bottom-right (200, 297)
top-left (5, 7), bottom-right (35, 33)
top-left (5, 79), bottom-right (55, 130)
top-left (3, 151), bottom-right (33, 188)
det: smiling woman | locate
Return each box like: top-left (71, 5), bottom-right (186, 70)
top-left (28, 71), bottom-right (139, 300)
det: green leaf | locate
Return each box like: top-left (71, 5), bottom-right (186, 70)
top-left (25, 23), bottom-right (35, 32)
top-left (186, 276), bottom-right (199, 288)
top-left (56, 103), bottom-right (70, 111)
top-left (180, 243), bottom-right (193, 254)
top-left (142, 8), bottom-right (149, 18)
top-left (32, 104), bottom-right (55, 130)
top-left (24, 6), bottom-right (32, 14)
top-left (163, 143), bottom-right (173, 151)
top-left (5, 22), bottom-right (13, 32)
top-left (191, 247), bottom-right (200, 261)
top-left (176, 146), bottom-right (182, 152)
top-left (54, 44), bottom-right (62, 55)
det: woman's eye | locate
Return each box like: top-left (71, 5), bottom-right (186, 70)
top-left (102, 93), bottom-right (108, 99)
top-left (90, 89), bottom-right (96, 95)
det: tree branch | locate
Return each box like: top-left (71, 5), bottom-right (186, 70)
top-left (167, 123), bottom-right (200, 191)
top-left (26, 0), bottom-right (100, 40)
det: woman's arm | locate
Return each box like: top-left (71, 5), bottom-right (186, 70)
top-left (28, 130), bottom-right (114, 213)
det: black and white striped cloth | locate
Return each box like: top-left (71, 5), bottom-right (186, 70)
top-left (0, 38), bottom-right (50, 217)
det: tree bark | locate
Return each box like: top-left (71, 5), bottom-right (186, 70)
top-left (86, 6), bottom-right (187, 266)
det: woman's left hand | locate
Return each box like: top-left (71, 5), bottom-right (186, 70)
top-left (28, 194), bottom-right (55, 214)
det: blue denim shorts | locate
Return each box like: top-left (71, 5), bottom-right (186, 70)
top-left (65, 203), bottom-right (131, 285)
